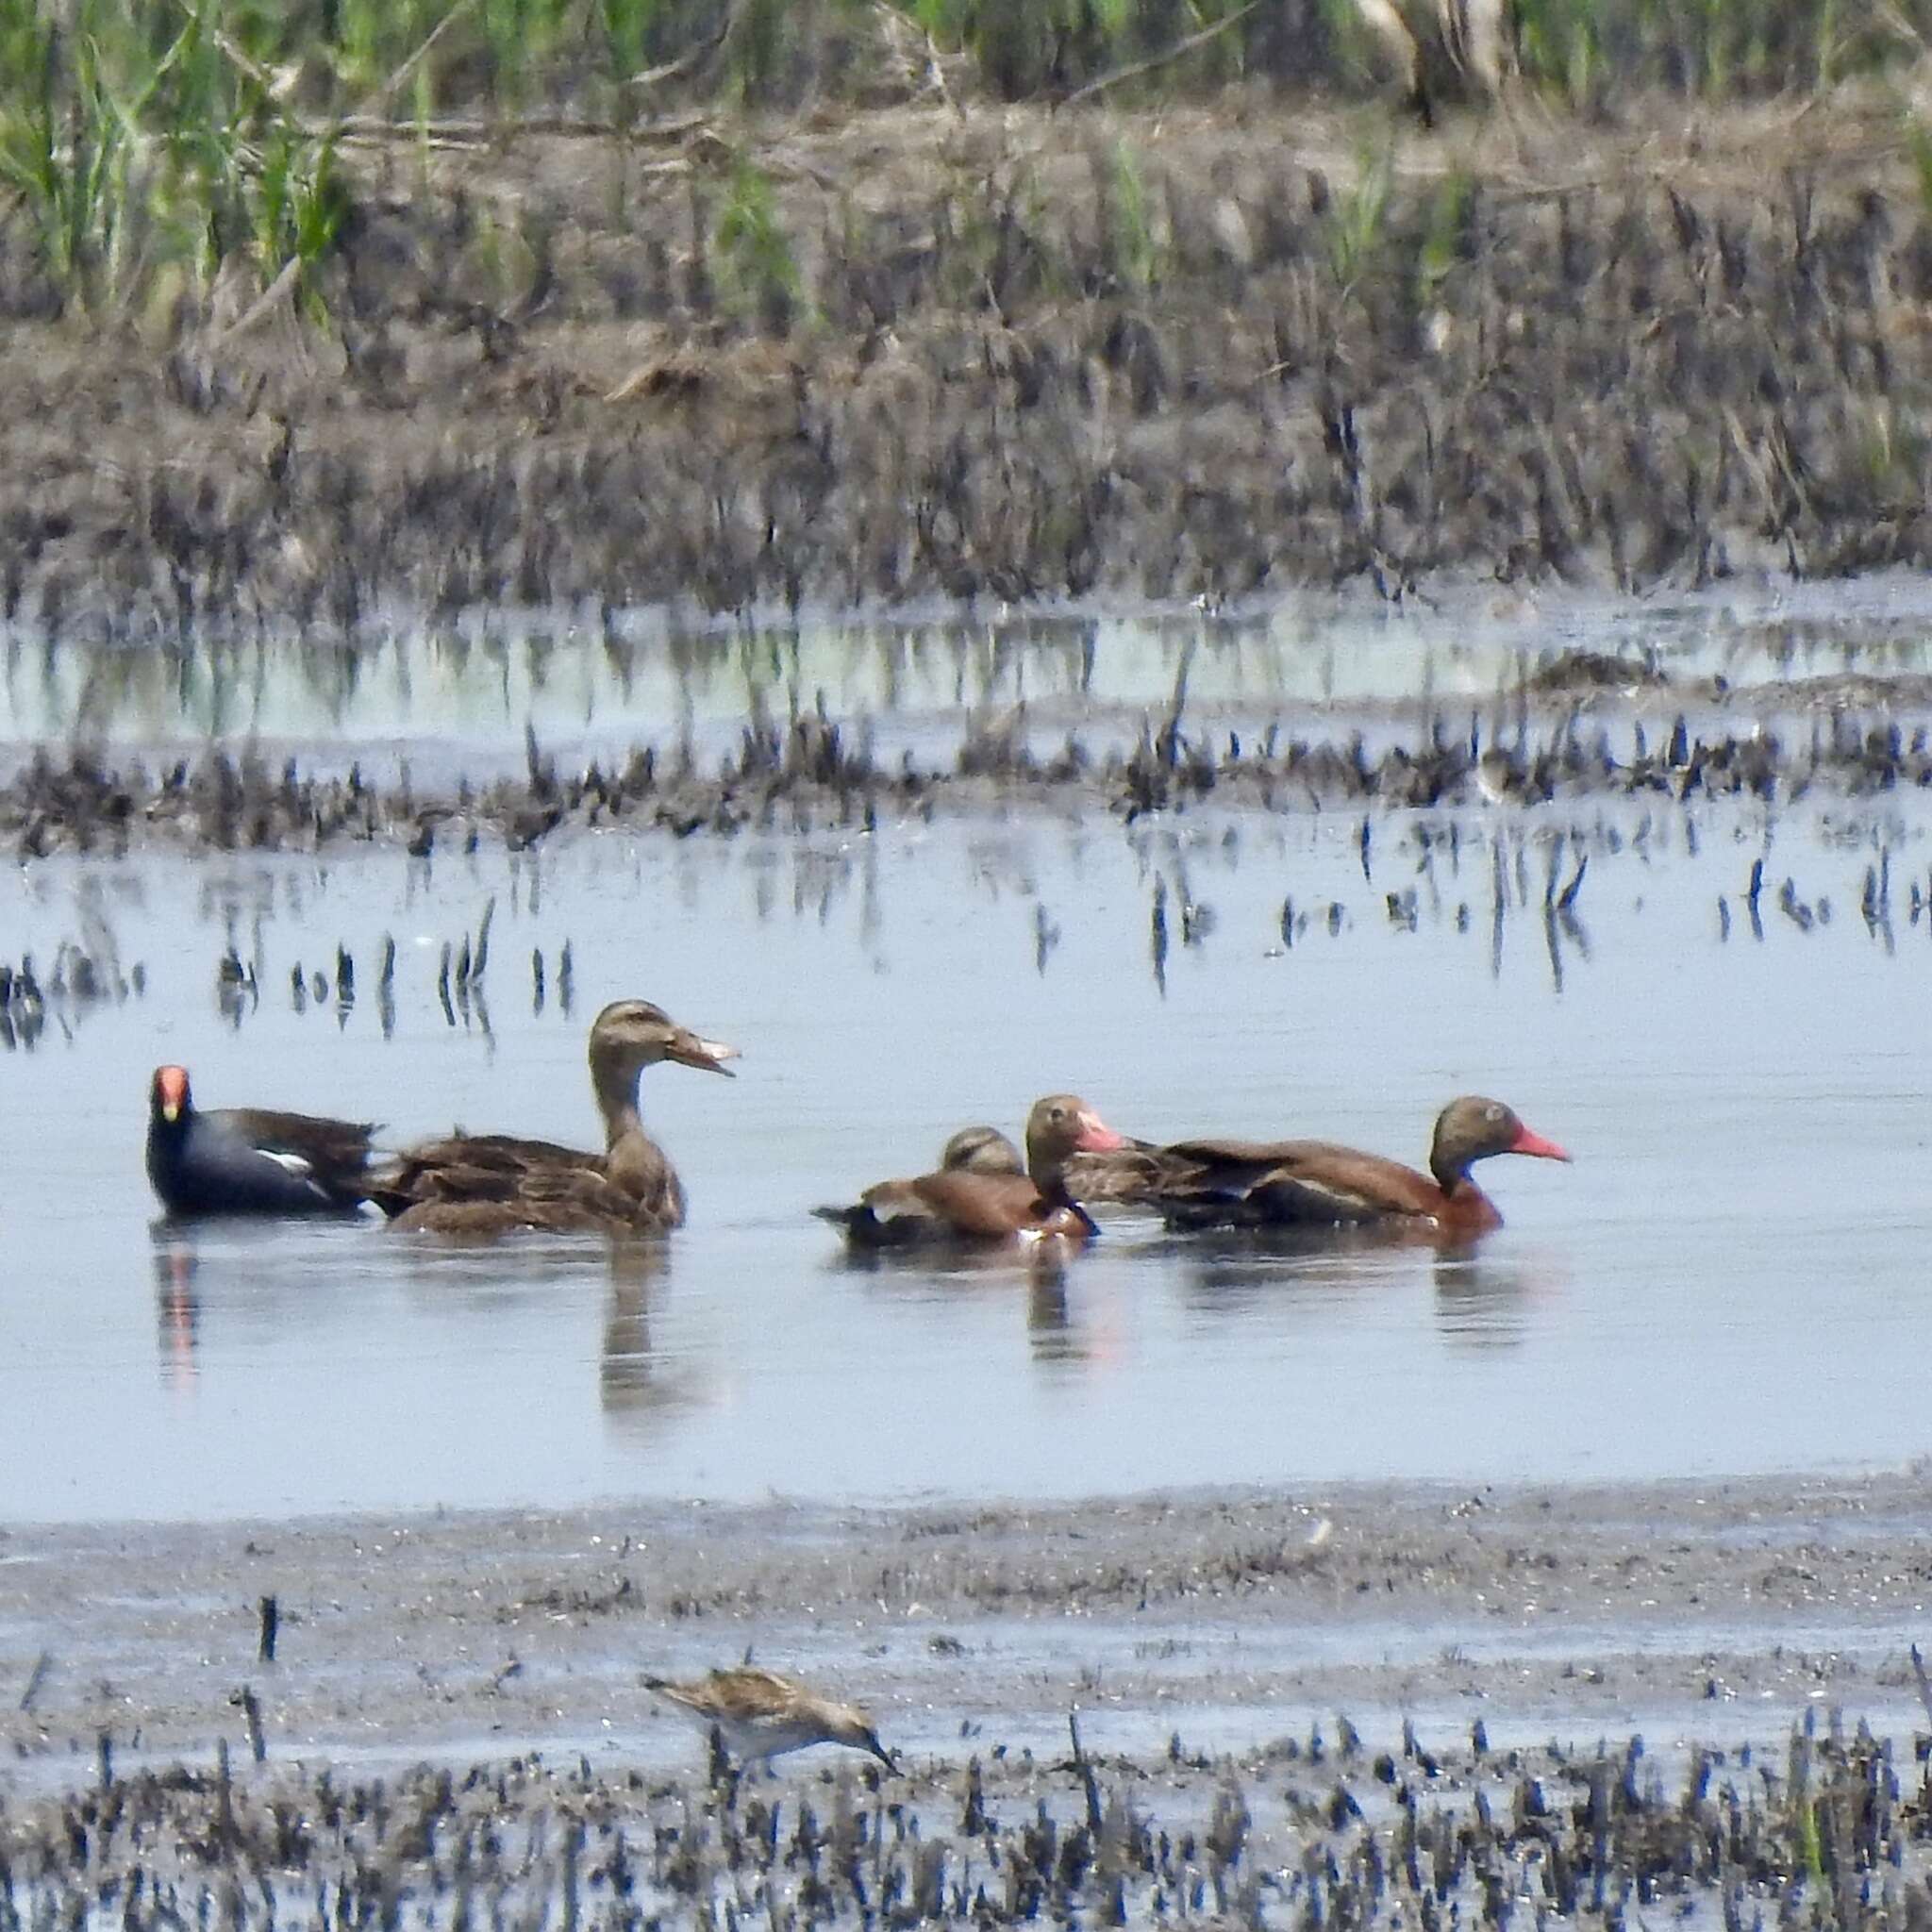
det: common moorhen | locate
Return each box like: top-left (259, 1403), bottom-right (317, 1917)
top-left (145, 1065), bottom-right (376, 1218)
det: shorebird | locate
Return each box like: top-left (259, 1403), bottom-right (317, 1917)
top-left (642, 1666), bottom-right (897, 1770)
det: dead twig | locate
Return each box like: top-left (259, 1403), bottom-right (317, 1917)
top-left (1060, 2), bottom-right (1260, 109)
top-left (623, 17), bottom-right (736, 92)
top-left (357, 0), bottom-right (479, 118)
top-left (324, 109), bottom-right (714, 144)
top-left (1068, 1708), bottom-right (1104, 1833)
top-left (19, 1649), bottom-right (51, 1712)
top-left (212, 256), bottom-right (301, 344)
top-left (1910, 1641), bottom-right (1932, 1728)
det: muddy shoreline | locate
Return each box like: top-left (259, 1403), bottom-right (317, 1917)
top-left (8, 1471), bottom-right (1932, 1774)
top-left (10, 96), bottom-right (1932, 638)
top-left (7, 1473), bottom-right (1932, 1924)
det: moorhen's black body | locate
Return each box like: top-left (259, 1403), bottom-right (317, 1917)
top-left (370, 998), bottom-right (738, 1238)
top-left (145, 1065), bottom-right (377, 1218)
top-left (816, 1095), bottom-right (1127, 1249)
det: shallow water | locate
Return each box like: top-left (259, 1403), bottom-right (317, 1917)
top-left (14, 570), bottom-right (1932, 778)
top-left (4, 790), bottom-right (1931, 1524)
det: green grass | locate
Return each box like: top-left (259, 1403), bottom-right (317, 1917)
top-left (1, 0), bottom-right (1929, 334)
top-left (713, 154), bottom-right (805, 331)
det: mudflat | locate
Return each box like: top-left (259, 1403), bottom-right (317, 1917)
top-left (6, 1474), bottom-right (1930, 1922)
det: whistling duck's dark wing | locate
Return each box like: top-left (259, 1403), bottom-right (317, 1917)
top-left (149, 1108), bottom-right (375, 1217)
top-left (1153, 1139), bottom-right (1443, 1227)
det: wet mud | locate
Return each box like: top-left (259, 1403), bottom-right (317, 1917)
top-left (7, 1474), bottom-right (1932, 1925)
top-left (8, 98), bottom-right (1932, 638)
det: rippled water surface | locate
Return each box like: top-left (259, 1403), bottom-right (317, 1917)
top-left (4, 783), bottom-right (1931, 1522)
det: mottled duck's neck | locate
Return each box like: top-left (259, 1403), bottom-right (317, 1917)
top-left (591, 1053), bottom-right (645, 1149)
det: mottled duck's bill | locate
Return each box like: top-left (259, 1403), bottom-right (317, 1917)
top-left (671, 1032), bottom-right (740, 1075)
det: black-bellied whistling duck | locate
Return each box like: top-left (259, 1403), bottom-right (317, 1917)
top-left (145, 1065), bottom-right (376, 1217)
top-left (642, 1666), bottom-right (897, 1771)
top-left (1141, 1096), bottom-right (1571, 1241)
top-left (816, 1094), bottom-right (1126, 1248)
top-left (939, 1124), bottom-right (1024, 1175)
top-left (370, 998), bottom-right (736, 1237)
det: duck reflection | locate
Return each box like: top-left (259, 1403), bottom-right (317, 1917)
top-left (1149, 1221), bottom-right (1409, 1302)
top-left (1145, 1223), bottom-right (1549, 1353)
top-left (600, 1237), bottom-right (709, 1434)
top-left (1431, 1248), bottom-right (1557, 1351)
top-left (150, 1220), bottom-right (710, 1429)
top-left (829, 1239), bottom-right (1099, 1369)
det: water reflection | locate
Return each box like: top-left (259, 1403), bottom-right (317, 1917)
top-left (1430, 1251), bottom-right (1557, 1351)
top-left (152, 1228), bottom-right (200, 1391)
top-left (1117, 1226), bottom-right (1552, 1354)
top-left (1159, 1227), bottom-right (1431, 1316)
top-left (155, 1216), bottom-right (703, 1438)
top-left (600, 1240), bottom-right (707, 1438)
top-left (23, 580), bottom-right (1932, 765)
top-left (831, 1241), bottom-right (1102, 1372)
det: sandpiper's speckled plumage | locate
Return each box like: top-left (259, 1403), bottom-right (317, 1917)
top-left (643, 1666), bottom-right (896, 1769)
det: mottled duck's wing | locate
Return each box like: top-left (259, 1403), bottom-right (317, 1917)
top-left (371, 1130), bottom-right (603, 1217)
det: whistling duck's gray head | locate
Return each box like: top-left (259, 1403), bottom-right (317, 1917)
top-left (1430, 1095), bottom-right (1571, 1184)
top-left (1024, 1094), bottom-right (1127, 1176)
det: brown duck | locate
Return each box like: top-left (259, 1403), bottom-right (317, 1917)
top-left (815, 1094), bottom-right (1127, 1248)
top-left (938, 1124), bottom-right (1024, 1175)
top-left (1136, 1096), bottom-right (1571, 1241)
top-left (145, 1065), bottom-right (376, 1218)
top-left (372, 999), bottom-right (737, 1237)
